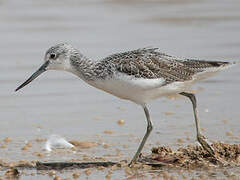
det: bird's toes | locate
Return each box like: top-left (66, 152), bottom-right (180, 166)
top-left (197, 134), bottom-right (215, 156)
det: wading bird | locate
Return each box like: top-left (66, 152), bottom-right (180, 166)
top-left (16, 43), bottom-right (235, 166)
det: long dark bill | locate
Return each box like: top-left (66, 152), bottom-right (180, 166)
top-left (15, 61), bottom-right (50, 92)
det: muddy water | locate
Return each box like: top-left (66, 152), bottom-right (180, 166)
top-left (0, 0), bottom-right (240, 179)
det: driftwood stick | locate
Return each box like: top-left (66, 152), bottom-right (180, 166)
top-left (36, 161), bottom-right (118, 170)
top-left (0, 159), bottom-right (167, 171)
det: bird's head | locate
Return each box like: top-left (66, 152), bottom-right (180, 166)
top-left (15, 43), bottom-right (78, 91)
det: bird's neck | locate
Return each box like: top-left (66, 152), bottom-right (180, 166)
top-left (69, 53), bottom-right (96, 81)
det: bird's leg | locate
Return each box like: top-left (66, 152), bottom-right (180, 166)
top-left (180, 92), bottom-right (215, 156)
top-left (128, 104), bottom-right (153, 167)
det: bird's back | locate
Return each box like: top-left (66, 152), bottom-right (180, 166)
top-left (97, 48), bottom-right (232, 84)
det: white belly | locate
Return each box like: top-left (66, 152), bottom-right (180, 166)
top-left (87, 73), bottom-right (194, 105)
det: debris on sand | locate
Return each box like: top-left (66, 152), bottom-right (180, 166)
top-left (45, 135), bottom-right (74, 152)
top-left (3, 137), bottom-right (12, 143)
top-left (69, 140), bottom-right (98, 149)
top-left (146, 142), bottom-right (240, 168)
top-left (0, 160), bottom-right (35, 168)
top-left (21, 142), bottom-right (32, 151)
top-left (53, 176), bottom-right (63, 180)
top-left (0, 144), bottom-right (6, 149)
top-left (226, 131), bottom-right (234, 137)
top-left (104, 130), bottom-right (114, 134)
top-left (164, 112), bottom-right (174, 116)
top-left (35, 138), bottom-right (46, 143)
top-left (48, 170), bottom-right (56, 177)
top-left (72, 171), bottom-right (80, 179)
top-left (5, 168), bottom-right (20, 179)
top-left (117, 119), bottom-right (125, 125)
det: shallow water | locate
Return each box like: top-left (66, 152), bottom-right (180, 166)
top-left (0, 0), bottom-right (240, 179)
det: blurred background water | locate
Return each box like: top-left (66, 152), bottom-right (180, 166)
top-left (0, 0), bottom-right (240, 179)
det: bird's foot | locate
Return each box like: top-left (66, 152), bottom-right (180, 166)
top-left (197, 134), bottom-right (229, 166)
top-left (128, 153), bottom-right (143, 167)
top-left (128, 161), bottom-right (135, 168)
top-left (197, 134), bottom-right (215, 157)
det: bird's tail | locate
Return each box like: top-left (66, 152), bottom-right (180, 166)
top-left (223, 60), bottom-right (238, 69)
top-left (232, 61), bottom-right (239, 65)
top-left (192, 60), bottom-right (236, 81)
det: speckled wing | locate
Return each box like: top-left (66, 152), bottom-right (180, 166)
top-left (98, 48), bottom-right (232, 87)
top-left (101, 48), bottom-right (230, 84)
top-left (179, 59), bottom-right (230, 73)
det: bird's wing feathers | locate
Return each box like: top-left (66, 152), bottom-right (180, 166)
top-left (100, 48), bottom-right (231, 84)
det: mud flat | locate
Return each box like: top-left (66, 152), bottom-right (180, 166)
top-left (1, 142), bottom-right (240, 179)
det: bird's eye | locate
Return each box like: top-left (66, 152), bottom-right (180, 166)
top-left (50, 53), bottom-right (56, 59)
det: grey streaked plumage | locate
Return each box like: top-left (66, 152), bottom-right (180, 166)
top-left (93, 48), bottom-right (230, 83)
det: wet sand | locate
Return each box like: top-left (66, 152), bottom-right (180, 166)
top-left (0, 0), bottom-right (240, 179)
